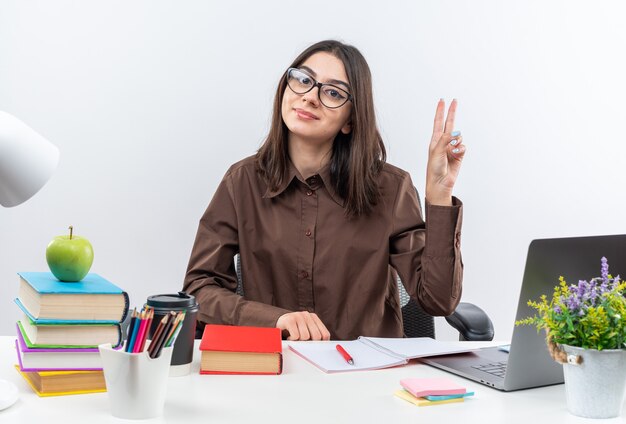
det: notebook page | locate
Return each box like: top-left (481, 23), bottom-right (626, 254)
top-left (358, 337), bottom-right (473, 359)
top-left (288, 340), bottom-right (407, 373)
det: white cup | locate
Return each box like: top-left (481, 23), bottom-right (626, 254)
top-left (98, 343), bottom-right (173, 420)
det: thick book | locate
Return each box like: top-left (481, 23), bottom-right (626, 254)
top-left (17, 316), bottom-right (121, 348)
top-left (14, 365), bottom-right (106, 397)
top-left (288, 337), bottom-right (476, 373)
top-left (15, 324), bottom-right (103, 371)
top-left (16, 272), bottom-right (129, 323)
top-left (199, 324), bottom-right (283, 375)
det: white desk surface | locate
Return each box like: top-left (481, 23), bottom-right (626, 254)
top-left (0, 336), bottom-right (623, 424)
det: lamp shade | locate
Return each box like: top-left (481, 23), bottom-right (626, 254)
top-left (0, 111), bottom-right (59, 207)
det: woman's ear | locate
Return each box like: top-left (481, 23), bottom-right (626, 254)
top-left (340, 121), bottom-right (352, 135)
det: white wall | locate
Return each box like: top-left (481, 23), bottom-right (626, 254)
top-left (1, 0), bottom-right (624, 340)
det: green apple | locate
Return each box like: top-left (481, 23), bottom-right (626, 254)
top-left (46, 226), bottom-right (94, 282)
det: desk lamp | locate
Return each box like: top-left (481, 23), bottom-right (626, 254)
top-left (0, 110), bottom-right (59, 409)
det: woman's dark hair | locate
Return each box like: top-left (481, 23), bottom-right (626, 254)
top-left (256, 39), bottom-right (386, 218)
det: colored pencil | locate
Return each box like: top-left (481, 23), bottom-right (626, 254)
top-left (147, 314), bottom-right (169, 357)
top-left (165, 312), bottom-right (185, 347)
top-left (124, 308), bottom-right (138, 352)
top-left (138, 308), bottom-right (154, 352)
top-left (127, 309), bottom-right (141, 353)
top-left (132, 310), bottom-right (148, 353)
top-left (150, 312), bottom-right (176, 358)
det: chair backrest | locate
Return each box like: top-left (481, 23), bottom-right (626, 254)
top-left (235, 254), bottom-right (244, 296)
top-left (397, 277), bottom-right (435, 338)
top-left (235, 254), bottom-right (434, 338)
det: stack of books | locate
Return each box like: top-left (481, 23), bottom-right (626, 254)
top-left (394, 378), bottom-right (475, 407)
top-left (14, 272), bottom-right (129, 396)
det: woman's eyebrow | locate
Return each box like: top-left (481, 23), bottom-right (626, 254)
top-left (300, 65), bottom-right (351, 90)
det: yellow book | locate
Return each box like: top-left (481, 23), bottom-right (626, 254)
top-left (394, 389), bottom-right (464, 407)
top-left (14, 365), bottom-right (106, 397)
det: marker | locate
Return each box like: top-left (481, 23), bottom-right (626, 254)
top-left (336, 344), bottom-right (354, 365)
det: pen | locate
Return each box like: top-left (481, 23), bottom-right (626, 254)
top-left (336, 344), bottom-right (354, 365)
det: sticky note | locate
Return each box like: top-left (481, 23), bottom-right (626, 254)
top-left (399, 377), bottom-right (466, 398)
top-left (394, 389), bottom-right (464, 407)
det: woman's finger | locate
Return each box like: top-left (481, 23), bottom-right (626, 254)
top-left (310, 313), bottom-right (331, 340)
top-left (448, 134), bottom-right (463, 148)
top-left (303, 313), bottom-right (322, 341)
top-left (295, 314), bottom-right (311, 341)
top-left (432, 99), bottom-right (445, 136)
top-left (448, 143), bottom-right (466, 160)
top-left (444, 99), bottom-right (457, 134)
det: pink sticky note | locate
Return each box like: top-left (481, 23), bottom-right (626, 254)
top-left (400, 378), bottom-right (466, 398)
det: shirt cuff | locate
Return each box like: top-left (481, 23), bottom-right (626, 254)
top-left (425, 196), bottom-right (463, 257)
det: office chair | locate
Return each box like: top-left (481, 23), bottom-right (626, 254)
top-left (397, 275), bottom-right (494, 341)
top-left (233, 254), bottom-right (494, 342)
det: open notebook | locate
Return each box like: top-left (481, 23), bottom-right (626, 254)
top-left (289, 337), bottom-right (475, 373)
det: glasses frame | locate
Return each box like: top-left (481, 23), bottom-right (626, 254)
top-left (286, 67), bottom-right (353, 109)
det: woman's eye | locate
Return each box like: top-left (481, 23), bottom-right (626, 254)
top-left (325, 88), bottom-right (345, 99)
top-left (299, 77), bottom-right (312, 85)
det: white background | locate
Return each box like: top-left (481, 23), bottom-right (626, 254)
top-left (0, 0), bottom-right (624, 340)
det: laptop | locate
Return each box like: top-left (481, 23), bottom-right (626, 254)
top-left (420, 234), bottom-right (626, 391)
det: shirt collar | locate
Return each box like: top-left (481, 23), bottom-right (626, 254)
top-left (262, 159), bottom-right (345, 207)
top-left (317, 163), bottom-right (344, 207)
top-left (262, 160), bottom-right (299, 199)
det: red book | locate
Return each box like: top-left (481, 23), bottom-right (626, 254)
top-left (199, 324), bottom-right (282, 375)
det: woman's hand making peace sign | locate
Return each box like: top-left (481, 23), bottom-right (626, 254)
top-left (425, 99), bottom-right (466, 206)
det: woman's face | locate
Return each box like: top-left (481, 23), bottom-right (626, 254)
top-left (281, 52), bottom-right (353, 146)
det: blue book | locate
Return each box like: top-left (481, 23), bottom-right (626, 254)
top-left (16, 272), bottom-right (129, 323)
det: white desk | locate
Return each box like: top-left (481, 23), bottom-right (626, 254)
top-left (0, 336), bottom-right (622, 424)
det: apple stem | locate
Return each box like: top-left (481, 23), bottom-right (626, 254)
top-left (69, 225), bottom-right (73, 240)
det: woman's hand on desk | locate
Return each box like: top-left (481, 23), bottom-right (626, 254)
top-left (276, 311), bottom-right (331, 341)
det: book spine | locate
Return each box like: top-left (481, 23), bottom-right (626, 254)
top-left (113, 324), bottom-right (122, 348)
top-left (120, 292), bottom-right (130, 322)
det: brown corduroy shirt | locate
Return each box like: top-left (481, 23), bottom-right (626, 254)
top-left (183, 156), bottom-right (463, 340)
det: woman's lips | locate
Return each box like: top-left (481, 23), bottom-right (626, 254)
top-left (294, 108), bottom-right (319, 120)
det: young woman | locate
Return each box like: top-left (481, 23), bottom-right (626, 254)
top-left (184, 40), bottom-right (466, 341)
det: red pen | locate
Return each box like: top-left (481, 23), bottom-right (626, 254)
top-left (336, 344), bottom-right (354, 365)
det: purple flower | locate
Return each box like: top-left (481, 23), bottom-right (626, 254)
top-left (577, 280), bottom-right (587, 298)
top-left (566, 294), bottom-right (581, 312)
top-left (554, 305), bottom-right (562, 314)
top-left (612, 274), bottom-right (621, 291)
top-left (601, 256), bottom-right (609, 280)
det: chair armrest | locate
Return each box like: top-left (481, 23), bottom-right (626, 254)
top-left (445, 302), bottom-right (494, 341)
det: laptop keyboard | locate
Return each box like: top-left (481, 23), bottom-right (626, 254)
top-left (471, 361), bottom-right (507, 378)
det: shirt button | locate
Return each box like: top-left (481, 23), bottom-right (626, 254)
top-left (305, 229), bottom-right (312, 237)
top-left (301, 271), bottom-right (309, 279)
top-left (455, 232), bottom-right (461, 248)
top-left (306, 190), bottom-right (313, 196)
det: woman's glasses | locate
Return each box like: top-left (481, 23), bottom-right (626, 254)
top-left (286, 68), bottom-right (352, 109)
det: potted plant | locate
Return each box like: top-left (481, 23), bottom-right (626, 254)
top-left (517, 257), bottom-right (626, 419)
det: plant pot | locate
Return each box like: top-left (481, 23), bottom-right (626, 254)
top-left (561, 344), bottom-right (626, 419)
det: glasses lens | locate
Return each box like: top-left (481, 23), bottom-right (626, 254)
top-left (319, 85), bottom-right (350, 108)
top-left (287, 69), bottom-right (314, 94)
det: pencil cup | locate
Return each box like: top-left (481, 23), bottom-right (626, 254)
top-left (99, 343), bottom-right (173, 420)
